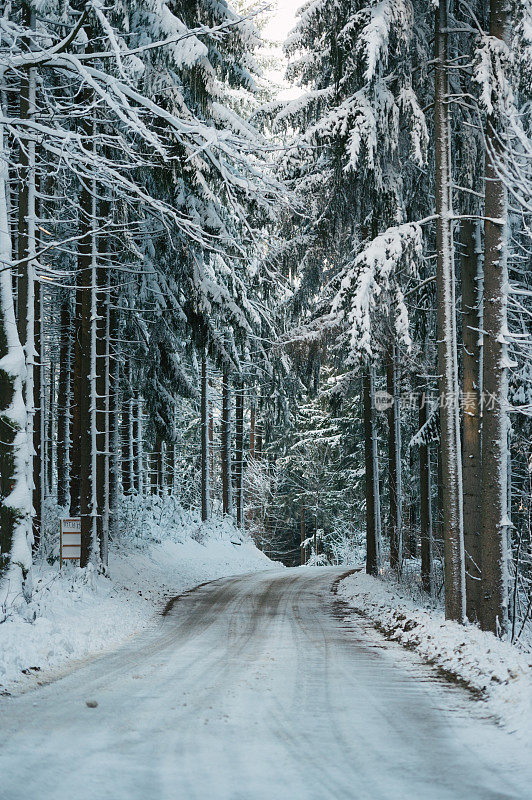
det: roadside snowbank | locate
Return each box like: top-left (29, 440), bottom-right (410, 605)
top-left (0, 497), bottom-right (274, 694)
top-left (338, 571), bottom-right (532, 736)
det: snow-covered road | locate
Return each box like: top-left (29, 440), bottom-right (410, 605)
top-left (1, 567), bottom-right (529, 800)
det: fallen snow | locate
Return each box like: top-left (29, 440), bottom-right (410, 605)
top-left (0, 497), bottom-right (274, 694)
top-left (338, 570), bottom-right (532, 737)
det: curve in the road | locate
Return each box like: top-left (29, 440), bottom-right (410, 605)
top-left (0, 567), bottom-right (528, 800)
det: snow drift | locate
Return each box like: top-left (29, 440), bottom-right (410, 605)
top-left (338, 571), bottom-right (532, 737)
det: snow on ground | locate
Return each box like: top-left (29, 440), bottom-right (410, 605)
top-left (338, 569), bottom-right (532, 738)
top-left (0, 496), bottom-right (274, 695)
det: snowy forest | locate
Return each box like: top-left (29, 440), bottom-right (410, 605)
top-left (0, 0), bottom-right (531, 648)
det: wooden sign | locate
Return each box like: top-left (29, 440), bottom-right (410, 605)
top-left (60, 518), bottom-right (81, 566)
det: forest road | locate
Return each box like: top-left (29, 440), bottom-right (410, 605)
top-left (0, 566), bottom-right (529, 800)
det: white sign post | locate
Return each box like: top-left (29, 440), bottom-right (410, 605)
top-left (60, 518), bottom-right (81, 567)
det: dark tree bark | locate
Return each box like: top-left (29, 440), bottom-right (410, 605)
top-left (79, 174), bottom-right (96, 567)
top-left (32, 281), bottom-right (43, 550)
top-left (235, 380), bottom-right (244, 527)
top-left (208, 389), bottom-right (214, 490)
top-left (480, 0), bottom-right (511, 635)
top-left (387, 344), bottom-right (402, 571)
top-left (419, 390), bottom-right (433, 593)
top-left (434, 0), bottom-right (466, 621)
top-left (121, 394), bottom-right (132, 496)
top-left (136, 395), bottom-right (144, 495)
top-left (96, 264), bottom-right (108, 565)
top-left (156, 436), bottom-right (164, 494)
top-left (131, 396), bottom-right (139, 494)
top-left (56, 294), bottom-right (71, 509)
top-left (201, 353), bottom-right (210, 521)
top-left (47, 358), bottom-right (55, 496)
top-left (69, 284), bottom-right (82, 517)
top-left (249, 401), bottom-right (255, 461)
top-left (255, 422), bottom-right (263, 461)
top-left (461, 220), bottom-right (483, 620)
top-left (300, 506), bottom-right (306, 566)
top-left (166, 440), bottom-right (175, 493)
top-left (221, 365), bottom-right (233, 516)
top-left (17, 4), bottom-right (38, 545)
top-left (108, 306), bottom-right (120, 541)
top-left (363, 365), bottom-right (380, 575)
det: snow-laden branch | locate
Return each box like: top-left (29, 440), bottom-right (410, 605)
top-left (332, 222), bottom-right (422, 359)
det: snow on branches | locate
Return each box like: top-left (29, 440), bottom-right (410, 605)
top-left (332, 222), bottom-right (422, 359)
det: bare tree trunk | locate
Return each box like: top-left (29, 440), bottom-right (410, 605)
top-left (17, 6), bottom-right (37, 547)
top-left (0, 131), bottom-right (32, 596)
top-left (108, 302), bottom-right (120, 540)
top-left (434, 0), bottom-right (466, 622)
top-left (363, 365), bottom-right (380, 575)
top-left (235, 379), bottom-right (244, 527)
top-left (32, 281), bottom-right (43, 550)
top-left (70, 284), bottom-right (82, 516)
top-left (79, 162), bottom-right (98, 567)
top-left (201, 353), bottom-right (210, 522)
top-left (150, 445), bottom-right (158, 495)
top-left (96, 263), bottom-right (108, 565)
top-left (480, 0), bottom-right (510, 635)
top-left (156, 437), bottom-right (164, 494)
top-left (121, 394), bottom-right (132, 496)
top-left (255, 422), bottom-right (263, 461)
top-left (461, 219), bottom-right (483, 620)
top-left (136, 396), bottom-right (143, 496)
top-left (56, 294), bottom-right (71, 509)
top-left (221, 365), bottom-right (233, 516)
top-left (208, 390), bottom-right (214, 495)
top-left (166, 441), bottom-right (174, 494)
top-left (249, 401), bottom-right (255, 460)
top-left (300, 506), bottom-right (306, 566)
top-left (130, 395), bottom-right (137, 493)
top-left (387, 344), bottom-right (402, 571)
top-left (47, 358), bottom-right (55, 496)
top-left (419, 390), bottom-right (433, 593)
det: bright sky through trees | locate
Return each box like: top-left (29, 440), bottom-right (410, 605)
top-left (263, 0), bottom-right (302, 98)
top-left (263, 0), bottom-right (300, 42)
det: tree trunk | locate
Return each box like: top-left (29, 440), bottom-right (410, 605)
top-left (208, 390), bottom-right (214, 492)
top-left (221, 365), bottom-right (233, 515)
top-left (150, 445), bottom-right (158, 494)
top-left (201, 353), bottom-right (210, 522)
top-left (249, 401), bottom-right (256, 460)
top-left (69, 283), bottom-right (82, 516)
top-left (434, 0), bottom-right (466, 622)
top-left (235, 380), bottom-right (244, 527)
top-left (387, 344), bottom-right (402, 571)
top-left (300, 506), bottom-right (306, 566)
top-left (56, 294), bottom-right (71, 509)
top-left (79, 168), bottom-right (98, 567)
top-left (0, 120), bottom-right (32, 598)
top-left (461, 219), bottom-right (483, 620)
top-left (255, 423), bottom-right (263, 461)
top-left (121, 392), bottom-right (132, 496)
top-left (480, 0), bottom-right (510, 635)
top-left (156, 436), bottom-right (164, 494)
top-left (108, 308), bottom-right (120, 541)
top-left (96, 263), bottom-right (108, 566)
top-left (32, 281), bottom-right (43, 550)
top-left (363, 364), bottom-right (380, 575)
top-left (130, 396), bottom-right (137, 493)
top-left (136, 396), bottom-right (144, 496)
top-left (47, 358), bottom-right (55, 496)
top-left (17, 7), bottom-right (37, 548)
top-left (419, 390), bottom-right (433, 593)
